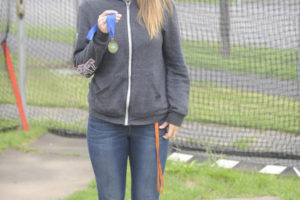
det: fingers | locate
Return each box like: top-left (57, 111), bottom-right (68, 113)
top-left (98, 16), bottom-right (106, 26)
top-left (98, 15), bottom-right (122, 24)
top-left (99, 10), bottom-right (122, 23)
top-left (99, 14), bottom-right (122, 22)
top-left (98, 10), bottom-right (122, 33)
top-left (97, 16), bottom-right (107, 33)
top-left (162, 123), bottom-right (179, 139)
top-left (116, 14), bottom-right (122, 23)
top-left (101, 10), bottom-right (119, 16)
top-left (159, 122), bottom-right (169, 129)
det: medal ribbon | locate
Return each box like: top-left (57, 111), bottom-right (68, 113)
top-left (106, 14), bottom-right (116, 39)
top-left (86, 24), bottom-right (98, 41)
top-left (86, 14), bottom-right (116, 41)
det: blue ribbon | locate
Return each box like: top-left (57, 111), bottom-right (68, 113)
top-left (106, 14), bottom-right (116, 39)
top-left (86, 14), bottom-right (117, 41)
top-left (86, 24), bottom-right (98, 41)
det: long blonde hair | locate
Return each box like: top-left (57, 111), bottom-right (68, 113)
top-left (136, 0), bottom-right (174, 39)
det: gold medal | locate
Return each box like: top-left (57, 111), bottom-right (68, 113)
top-left (108, 38), bottom-right (119, 54)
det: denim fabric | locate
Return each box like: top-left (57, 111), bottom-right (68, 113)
top-left (87, 115), bottom-right (169, 200)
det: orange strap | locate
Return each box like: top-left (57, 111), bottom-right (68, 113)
top-left (155, 122), bottom-right (164, 194)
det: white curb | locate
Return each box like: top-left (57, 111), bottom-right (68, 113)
top-left (168, 152), bottom-right (193, 162)
top-left (293, 167), bottom-right (300, 177)
top-left (259, 165), bottom-right (287, 175)
top-left (214, 159), bottom-right (240, 168)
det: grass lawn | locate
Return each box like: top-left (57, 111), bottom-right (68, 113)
top-left (0, 124), bottom-right (46, 153)
top-left (182, 40), bottom-right (298, 80)
top-left (0, 53), bottom-right (89, 109)
top-left (187, 81), bottom-right (300, 134)
top-left (61, 159), bottom-right (300, 200)
top-left (0, 118), bottom-right (20, 132)
top-left (0, 23), bottom-right (75, 45)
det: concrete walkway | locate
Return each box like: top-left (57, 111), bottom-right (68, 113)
top-left (0, 133), bottom-right (94, 200)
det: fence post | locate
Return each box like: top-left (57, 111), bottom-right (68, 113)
top-left (75, 0), bottom-right (79, 11)
top-left (298, 15), bottom-right (300, 100)
top-left (74, 0), bottom-right (79, 49)
top-left (219, 0), bottom-right (230, 58)
top-left (17, 0), bottom-right (27, 119)
top-left (298, 13), bottom-right (300, 99)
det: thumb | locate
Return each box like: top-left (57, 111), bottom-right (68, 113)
top-left (159, 122), bottom-right (169, 129)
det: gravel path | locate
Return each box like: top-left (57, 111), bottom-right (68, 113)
top-left (0, 104), bottom-right (88, 125)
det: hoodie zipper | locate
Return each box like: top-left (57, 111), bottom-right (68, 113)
top-left (124, 0), bottom-right (132, 126)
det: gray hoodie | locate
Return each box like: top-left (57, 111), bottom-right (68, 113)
top-left (73, 0), bottom-right (190, 126)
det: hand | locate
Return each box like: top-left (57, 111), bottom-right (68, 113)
top-left (159, 122), bottom-right (179, 139)
top-left (98, 10), bottom-right (122, 34)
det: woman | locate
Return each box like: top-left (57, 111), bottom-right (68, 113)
top-left (73, 0), bottom-right (190, 199)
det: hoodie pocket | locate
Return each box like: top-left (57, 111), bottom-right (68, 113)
top-left (91, 74), bottom-right (127, 117)
top-left (130, 72), bottom-right (167, 117)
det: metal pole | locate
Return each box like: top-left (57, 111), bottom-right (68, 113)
top-left (219, 0), bottom-right (231, 58)
top-left (298, 11), bottom-right (300, 99)
top-left (74, 0), bottom-right (79, 47)
top-left (17, 0), bottom-right (27, 119)
top-left (75, 0), bottom-right (79, 11)
top-left (298, 11), bottom-right (300, 100)
top-left (298, 13), bottom-right (300, 100)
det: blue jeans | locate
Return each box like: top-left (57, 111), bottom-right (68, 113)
top-left (87, 115), bottom-right (169, 200)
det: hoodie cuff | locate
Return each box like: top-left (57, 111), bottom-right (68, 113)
top-left (93, 29), bottom-right (109, 44)
top-left (166, 112), bottom-right (185, 127)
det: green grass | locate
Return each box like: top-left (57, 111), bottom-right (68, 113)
top-left (25, 67), bottom-right (89, 109)
top-left (0, 125), bottom-right (46, 153)
top-left (0, 23), bottom-right (75, 45)
top-left (0, 53), bottom-right (89, 109)
top-left (0, 118), bottom-right (20, 132)
top-left (182, 40), bottom-right (298, 80)
top-left (186, 81), bottom-right (300, 134)
top-left (233, 138), bottom-right (255, 149)
top-left (61, 159), bottom-right (300, 200)
top-left (0, 117), bottom-right (87, 135)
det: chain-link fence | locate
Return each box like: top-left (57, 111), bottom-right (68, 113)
top-left (1, 0), bottom-right (300, 167)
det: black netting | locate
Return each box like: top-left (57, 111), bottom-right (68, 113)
top-left (0, 0), bottom-right (299, 166)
